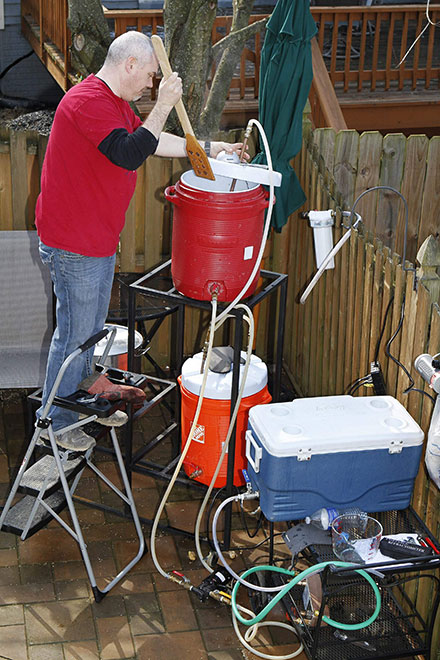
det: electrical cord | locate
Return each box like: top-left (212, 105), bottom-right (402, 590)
top-left (345, 374), bottom-right (372, 395)
top-left (338, 186), bottom-right (434, 402)
top-left (344, 295), bottom-right (394, 395)
top-left (231, 531), bottom-right (285, 552)
top-left (239, 499), bottom-right (264, 539)
top-left (385, 295), bottom-right (436, 405)
top-left (373, 295), bottom-right (395, 364)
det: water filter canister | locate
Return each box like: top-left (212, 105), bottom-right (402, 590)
top-left (308, 210), bottom-right (335, 270)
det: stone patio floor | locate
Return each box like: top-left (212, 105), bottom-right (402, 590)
top-left (0, 394), bottom-right (305, 660)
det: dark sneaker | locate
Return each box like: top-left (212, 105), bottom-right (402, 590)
top-left (39, 428), bottom-right (96, 452)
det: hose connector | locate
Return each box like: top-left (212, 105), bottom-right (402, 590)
top-left (169, 570), bottom-right (193, 590)
top-left (237, 491), bottom-right (260, 504)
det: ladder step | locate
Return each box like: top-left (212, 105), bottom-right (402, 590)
top-left (1, 492), bottom-right (67, 538)
top-left (19, 455), bottom-right (85, 497)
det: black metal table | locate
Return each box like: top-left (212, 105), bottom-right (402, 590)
top-left (278, 507), bottom-right (440, 660)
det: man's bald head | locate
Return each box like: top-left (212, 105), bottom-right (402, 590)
top-left (105, 31), bottom-right (155, 67)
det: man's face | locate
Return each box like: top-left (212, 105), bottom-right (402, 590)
top-left (125, 54), bottom-right (158, 102)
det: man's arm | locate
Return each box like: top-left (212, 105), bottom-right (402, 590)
top-left (155, 133), bottom-right (249, 160)
top-left (142, 72), bottom-right (182, 140)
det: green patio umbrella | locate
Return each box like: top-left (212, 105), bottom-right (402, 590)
top-left (253, 0), bottom-right (317, 231)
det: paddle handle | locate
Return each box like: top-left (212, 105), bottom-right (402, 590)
top-left (151, 35), bottom-right (194, 137)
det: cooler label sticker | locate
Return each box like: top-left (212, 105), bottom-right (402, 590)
top-left (244, 246), bottom-right (253, 260)
top-left (192, 424), bottom-right (205, 444)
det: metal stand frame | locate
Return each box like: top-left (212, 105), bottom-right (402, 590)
top-left (125, 260), bottom-right (288, 548)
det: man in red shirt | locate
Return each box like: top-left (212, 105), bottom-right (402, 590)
top-left (36, 31), bottom-right (245, 451)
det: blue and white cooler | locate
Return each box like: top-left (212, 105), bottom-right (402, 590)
top-left (246, 395), bottom-right (424, 521)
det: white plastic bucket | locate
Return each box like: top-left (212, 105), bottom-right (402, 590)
top-left (93, 323), bottom-right (143, 370)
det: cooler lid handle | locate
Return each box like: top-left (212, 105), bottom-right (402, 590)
top-left (246, 430), bottom-right (262, 473)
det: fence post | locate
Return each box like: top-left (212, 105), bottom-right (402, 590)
top-left (416, 235), bottom-right (440, 303)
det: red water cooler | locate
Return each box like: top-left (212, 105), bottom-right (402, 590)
top-left (165, 170), bottom-right (270, 302)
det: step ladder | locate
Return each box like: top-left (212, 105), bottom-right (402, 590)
top-left (0, 329), bottom-right (146, 602)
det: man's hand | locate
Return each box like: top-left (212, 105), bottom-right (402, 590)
top-left (144, 73), bottom-right (182, 140)
top-left (211, 141), bottom-right (250, 161)
top-left (156, 72), bottom-right (183, 110)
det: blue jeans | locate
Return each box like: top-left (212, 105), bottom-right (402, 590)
top-left (38, 241), bottom-right (116, 431)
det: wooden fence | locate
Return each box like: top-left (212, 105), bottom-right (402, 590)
top-left (275, 124), bottom-right (440, 651)
top-left (308, 127), bottom-right (440, 264)
top-left (2, 123), bottom-right (439, 266)
top-left (1, 119), bottom-right (440, 650)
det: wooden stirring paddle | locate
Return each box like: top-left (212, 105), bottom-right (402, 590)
top-left (152, 35), bottom-right (215, 181)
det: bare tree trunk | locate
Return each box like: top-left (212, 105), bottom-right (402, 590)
top-left (200, 10), bottom-right (268, 137)
top-left (68, 0), bottom-right (111, 79)
top-left (163, 0), bottom-right (217, 136)
top-left (66, 0), bottom-right (266, 136)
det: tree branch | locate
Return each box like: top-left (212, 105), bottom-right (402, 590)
top-left (212, 17), bottom-right (268, 58)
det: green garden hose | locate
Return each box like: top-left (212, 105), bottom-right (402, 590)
top-left (232, 562), bottom-right (381, 631)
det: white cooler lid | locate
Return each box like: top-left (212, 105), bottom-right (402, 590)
top-left (248, 395), bottom-right (424, 457)
top-left (181, 351), bottom-right (267, 399)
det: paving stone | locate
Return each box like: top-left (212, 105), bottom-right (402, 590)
top-left (18, 528), bottom-right (82, 564)
top-left (201, 625), bottom-right (244, 652)
top-left (0, 582), bottom-right (55, 605)
top-left (0, 623), bottom-right (28, 659)
top-left (54, 579), bottom-right (90, 601)
top-left (113, 572), bottom-right (154, 596)
top-left (207, 652), bottom-right (250, 660)
top-left (20, 563), bottom-right (53, 584)
top-left (52, 558), bottom-right (116, 581)
top-left (96, 616), bottom-right (135, 659)
top-left (0, 548), bottom-right (18, 566)
top-left (0, 604), bottom-right (24, 626)
top-left (91, 594), bottom-right (126, 619)
top-left (63, 640), bottom-right (100, 660)
top-left (0, 530), bottom-right (17, 550)
top-left (194, 601), bottom-right (234, 630)
top-left (25, 599), bottom-right (95, 644)
top-left (113, 539), bottom-right (153, 574)
top-left (0, 453), bottom-right (9, 482)
top-left (86, 539), bottom-right (114, 561)
top-left (134, 630), bottom-right (208, 660)
top-left (125, 592), bottom-right (164, 635)
top-left (83, 521), bottom-right (139, 543)
top-left (29, 642), bottom-right (65, 660)
top-left (0, 564), bottom-right (20, 585)
top-left (75, 507), bottom-right (106, 525)
top-left (158, 590), bottom-right (198, 632)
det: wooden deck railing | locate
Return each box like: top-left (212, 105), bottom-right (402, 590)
top-left (309, 38), bottom-right (348, 130)
top-left (21, 0), bottom-right (71, 89)
top-left (312, 4), bottom-right (440, 93)
top-left (20, 3), bottom-right (440, 129)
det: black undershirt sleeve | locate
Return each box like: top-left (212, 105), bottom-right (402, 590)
top-left (98, 126), bottom-right (159, 170)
